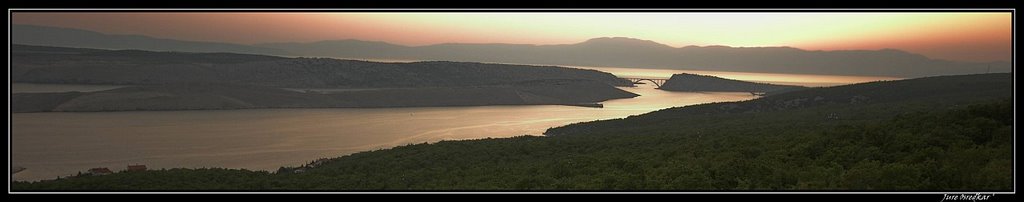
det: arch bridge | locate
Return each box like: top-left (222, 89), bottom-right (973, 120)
top-left (621, 77), bottom-right (668, 88)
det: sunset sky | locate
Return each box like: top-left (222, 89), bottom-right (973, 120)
top-left (11, 12), bottom-right (1012, 62)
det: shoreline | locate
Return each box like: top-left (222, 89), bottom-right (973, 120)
top-left (10, 101), bottom-right (619, 114)
top-left (11, 80), bottom-right (639, 113)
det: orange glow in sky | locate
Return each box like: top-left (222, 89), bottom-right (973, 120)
top-left (11, 12), bottom-right (1012, 62)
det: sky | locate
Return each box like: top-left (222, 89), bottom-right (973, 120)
top-left (11, 12), bottom-right (1012, 62)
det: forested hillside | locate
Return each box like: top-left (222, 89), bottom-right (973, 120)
top-left (11, 44), bottom-right (638, 111)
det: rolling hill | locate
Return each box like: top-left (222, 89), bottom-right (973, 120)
top-left (11, 44), bottom-right (638, 111)
top-left (11, 44), bottom-right (632, 88)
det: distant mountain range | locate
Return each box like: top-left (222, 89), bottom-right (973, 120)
top-left (11, 24), bottom-right (287, 55)
top-left (260, 38), bottom-right (1010, 78)
top-left (12, 24), bottom-right (1011, 78)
